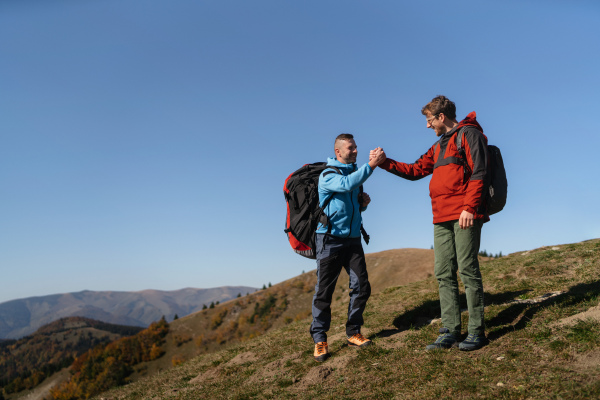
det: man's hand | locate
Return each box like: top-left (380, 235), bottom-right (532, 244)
top-left (369, 147), bottom-right (386, 169)
top-left (459, 210), bottom-right (474, 229)
top-left (359, 192), bottom-right (371, 208)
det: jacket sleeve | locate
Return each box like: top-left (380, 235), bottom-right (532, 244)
top-left (378, 144), bottom-right (436, 180)
top-left (319, 163), bottom-right (373, 194)
top-left (462, 128), bottom-right (488, 214)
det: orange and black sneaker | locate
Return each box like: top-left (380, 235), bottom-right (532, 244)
top-left (347, 333), bottom-right (372, 347)
top-left (314, 341), bottom-right (330, 362)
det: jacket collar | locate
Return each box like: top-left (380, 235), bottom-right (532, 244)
top-left (442, 111), bottom-right (484, 140)
top-left (326, 157), bottom-right (357, 172)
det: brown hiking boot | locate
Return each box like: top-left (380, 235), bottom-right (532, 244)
top-left (314, 341), bottom-right (330, 362)
top-left (347, 333), bottom-right (372, 347)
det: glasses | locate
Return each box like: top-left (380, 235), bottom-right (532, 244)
top-left (426, 114), bottom-right (439, 125)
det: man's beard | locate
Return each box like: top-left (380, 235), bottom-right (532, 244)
top-left (435, 126), bottom-right (447, 136)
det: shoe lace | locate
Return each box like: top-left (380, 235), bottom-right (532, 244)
top-left (316, 342), bottom-right (327, 354)
top-left (434, 333), bottom-right (455, 344)
top-left (351, 333), bottom-right (368, 343)
top-left (465, 333), bottom-right (479, 342)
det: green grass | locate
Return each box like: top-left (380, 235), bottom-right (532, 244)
top-left (95, 239), bottom-right (600, 400)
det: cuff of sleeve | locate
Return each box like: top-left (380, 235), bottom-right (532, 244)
top-left (463, 206), bottom-right (476, 214)
top-left (379, 158), bottom-right (392, 171)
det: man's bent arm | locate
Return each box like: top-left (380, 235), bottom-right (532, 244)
top-left (379, 145), bottom-right (436, 181)
top-left (320, 163), bottom-right (373, 194)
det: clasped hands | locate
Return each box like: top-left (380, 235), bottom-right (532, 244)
top-left (369, 147), bottom-right (386, 168)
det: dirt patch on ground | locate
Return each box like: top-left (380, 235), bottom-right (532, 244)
top-left (190, 352), bottom-right (258, 384)
top-left (225, 351), bottom-right (258, 366)
top-left (189, 366), bottom-right (221, 384)
top-left (249, 351), bottom-right (303, 383)
top-left (570, 349), bottom-right (600, 373)
top-left (326, 351), bottom-right (357, 370)
top-left (554, 304), bottom-right (600, 328)
top-left (295, 365), bottom-right (334, 389)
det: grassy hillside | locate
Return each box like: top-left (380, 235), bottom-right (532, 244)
top-left (95, 239), bottom-right (600, 399)
top-left (116, 248), bottom-right (436, 382)
top-left (15, 248), bottom-right (433, 400)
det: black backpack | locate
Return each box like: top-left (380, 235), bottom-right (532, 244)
top-left (457, 130), bottom-right (507, 215)
top-left (283, 162), bottom-right (369, 259)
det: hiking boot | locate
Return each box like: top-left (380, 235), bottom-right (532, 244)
top-left (425, 328), bottom-right (459, 350)
top-left (347, 333), bottom-right (372, 347)
top-left (459, 333), bottom-right (489, 351)
top-left (314, 342), bottom-right (330, 362)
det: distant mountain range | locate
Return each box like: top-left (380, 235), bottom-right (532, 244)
top-left (0, 286), bottom-right (256, 339)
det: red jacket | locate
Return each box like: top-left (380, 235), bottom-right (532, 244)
top-left (380, 111), bottom-right (489, 224)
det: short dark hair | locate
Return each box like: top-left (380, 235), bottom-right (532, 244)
top-left (334, 133), bottom-right (354, 149)
top-left (421, 95), bottom-right (456, 120)
top-left (335, 133), bottom-right (354, 142)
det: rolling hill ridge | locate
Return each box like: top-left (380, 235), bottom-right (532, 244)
top-left (0, 286), bottom-right (256, 339)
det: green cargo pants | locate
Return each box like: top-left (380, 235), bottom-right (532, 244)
top-left (433, 219), bottom-right (485, 337)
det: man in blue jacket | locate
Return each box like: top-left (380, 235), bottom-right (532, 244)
top-left (311, 133), bottom-right (386, 362)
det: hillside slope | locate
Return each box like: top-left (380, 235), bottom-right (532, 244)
top-left (96, 239), bottom-right (600, 399)
top-left (126, 248), bottom-right (436, 380)
top-left (3, 248), bottom-right (436, 400)
top-left (0, 286), bottom-right (256, 339)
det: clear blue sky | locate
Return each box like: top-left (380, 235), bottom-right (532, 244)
top-left (1, 0), bottom-right (599, 304)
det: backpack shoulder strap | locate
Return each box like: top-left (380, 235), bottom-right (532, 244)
top-left (433, 129), bottom-right (464, 170)
top-left (455, 127), bottom-right (472, 182)
top-left (320, 166), bottom-right (341, 209)
top-left (321, 166), bottom-right (341, 177)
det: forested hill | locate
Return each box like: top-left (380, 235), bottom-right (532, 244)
top-left (0, 316), bottom-right (145, 396)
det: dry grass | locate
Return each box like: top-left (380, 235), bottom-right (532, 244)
top-left (96, 239), bottom-right (600, 399)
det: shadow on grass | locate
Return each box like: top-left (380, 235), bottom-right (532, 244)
top-left (371, 290), bottom-right (530, 340)
top-left (372, 280), bottom-right (600, 342)
top-left (486, 280), bottom-right (600, 340)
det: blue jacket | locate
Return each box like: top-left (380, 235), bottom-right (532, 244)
top-left (316, 157), bottom-right (373, 238)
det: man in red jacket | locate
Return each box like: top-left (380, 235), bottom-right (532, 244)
top-left (373, 95), bottom-right (489, 351)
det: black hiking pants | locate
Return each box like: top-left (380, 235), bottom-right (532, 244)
top-left (310, 234), bottom-right (371, 343)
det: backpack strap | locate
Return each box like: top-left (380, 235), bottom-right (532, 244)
top-left (319, 167), bottom-right (341, 235)
top-left (432, 127), bottom-right (472, 184)
top-left (455, 127), bottom-right (472, 183)
top-left (321, 166), bottom-right (342, 209)
top-left (433, 130), bottom-right (463, 170)
top-left (358, 184), bottom-right (370, 244)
